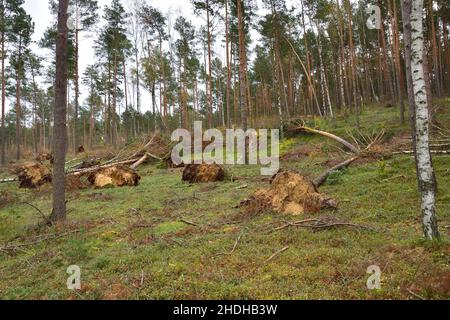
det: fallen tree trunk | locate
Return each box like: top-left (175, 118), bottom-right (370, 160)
top-left (0, 178), bottom-right (17, 184)
top-left (67, 158), bottom-right (140, 176)
top-left (292, 126), bottom-right (360, 153)
top-left (393, 150), bottom-right (449, 155)
top-left (313, 157), bottom-right (359, 188)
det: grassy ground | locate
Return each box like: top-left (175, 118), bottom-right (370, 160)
top-left (0, 101), bottom-right (449, 300)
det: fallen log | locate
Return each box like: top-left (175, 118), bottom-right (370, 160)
top-left (130, 152), bottom-right (165, 170)
top-left (292, 126), bottom-right (360, 154)
top-left (67, 158), bottom-right (139, 176)
top-left (130, 154), bottom-right (149, 170)
top-left (0, 178), bottom-right (17, 184)
top-left (313, 157), bottom-right (359, 188)
top-left (393, 150), bottom-right (449, 155)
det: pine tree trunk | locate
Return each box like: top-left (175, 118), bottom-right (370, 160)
top-left (237, 0), bottom-right (248, 131)
top-left (225, 0), bottom-right (231, 128)
top-left (15, 36), bottom-right (22, 161)
top-left (391, 0), bottom-right (405, 123)
top-left (206, 0), bottom-right (213, 128)
top-left (427, 0), bottom-right (442, 96)
top-left (50, 0), bottom-right (69, 222)
top-left (74, 16), bottom-right (80, 154)
top-left (1, 27), bottom-right (5, 165)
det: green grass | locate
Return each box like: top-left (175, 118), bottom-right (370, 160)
top-left (0, 102), bottom-right (449, 300)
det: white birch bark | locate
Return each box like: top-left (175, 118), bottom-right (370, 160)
top-left (410, 0), bottom-right (439, 239)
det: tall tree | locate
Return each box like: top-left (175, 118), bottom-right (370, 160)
top-left (139, 4), bottom-right (167, 130)
top-left (50, 0), bottom-right (69, 223)
top-left (98, 0), bottom-right (131, 146)
top-left (402, 0), bottom-right (439, 240)
top-left (192, 0), bottom-right (220, 128)
top-left (236, 0), bottom-right (248, 131)
top-left (70, 0), bottom-right (98, 153)
top-left (9, 0), bottom-right (33, 160)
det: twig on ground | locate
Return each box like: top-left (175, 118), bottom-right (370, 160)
top-left (264, 246), bottom-right (289, 264)
top-left (180, 219), bottom-right (199, 227)
top-left (407, 289), bottom-right (426, 300)
top-left (21, 202), bottom-right (52, 226)
top-left (214, 235), bottom-right (242, 257)
top-left (274, 218), bottom-right (376, 233)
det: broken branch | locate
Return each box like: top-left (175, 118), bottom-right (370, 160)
top-left (313, 157), bottom-right (359, 188)
top-left (264, 246), bottom-right (289, 264)
top-left (292, 126), bottom-right (360, 153)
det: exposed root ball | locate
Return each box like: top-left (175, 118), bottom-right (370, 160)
top-left (65, 175), bottom-right (89, 191)
top-left (13, 162), bottom-right (52, 189)
top-left (87, 166), bottom-right (141, 188)
top-left (242, 169), bottom-right (337, 215)
top-left (182, 164), bottom-right (225, 183)
top-left (35, 153), bottom-right (54, 164)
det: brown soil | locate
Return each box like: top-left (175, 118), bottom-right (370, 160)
top-left (182, 164), bottom-right (225, 183)
top-left (241, 169), bottom-right (338, 216)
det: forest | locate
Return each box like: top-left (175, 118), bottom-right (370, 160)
top-left (0, 0), bottom-right (448, 300)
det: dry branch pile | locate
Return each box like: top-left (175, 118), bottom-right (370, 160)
top-left (240, 170), bottom-right (337, 215)
top-left (182, 164), bottom-right (225, 183)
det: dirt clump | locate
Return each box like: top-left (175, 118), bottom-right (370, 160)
top-left (13, 162), bottom-right (52, 189)
top-left (87, 166), bottom-right (140, 188)
top-left (241, 169), bottom-right (337, 215)
top-left (182, 164), bottom-right (225, 183)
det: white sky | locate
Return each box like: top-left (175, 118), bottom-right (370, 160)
top-left (23, 0), bottom-right (203, 114)
top-left (19, 0), bottom-right (303, 114)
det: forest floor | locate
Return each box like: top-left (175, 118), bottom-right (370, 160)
top-left (0, 101), bottom-right (449, 300)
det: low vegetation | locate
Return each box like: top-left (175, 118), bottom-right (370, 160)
top-left (0, 103), bottom-right (448, 300)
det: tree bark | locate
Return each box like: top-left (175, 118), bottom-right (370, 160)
top-left (225, 0), bottom-right (231, 128)
top-left (402, 0), bottom-right (439, 240)
top-left (1, 23), bottom-right (5, 165)
top-left (74, 12), bottom-right (80, 154)
top-left (15, 35), bottom-right (22, 161)
top-left (50, 0), bottom-right (69, 222)
top-left (237, 0), bottom-right (248, 131)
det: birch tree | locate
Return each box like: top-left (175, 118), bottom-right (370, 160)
top-left (402, 0), bottom-right (439, 240)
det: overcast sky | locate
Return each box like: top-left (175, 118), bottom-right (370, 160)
top-left (18, 0), bottom-right (298, 114)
